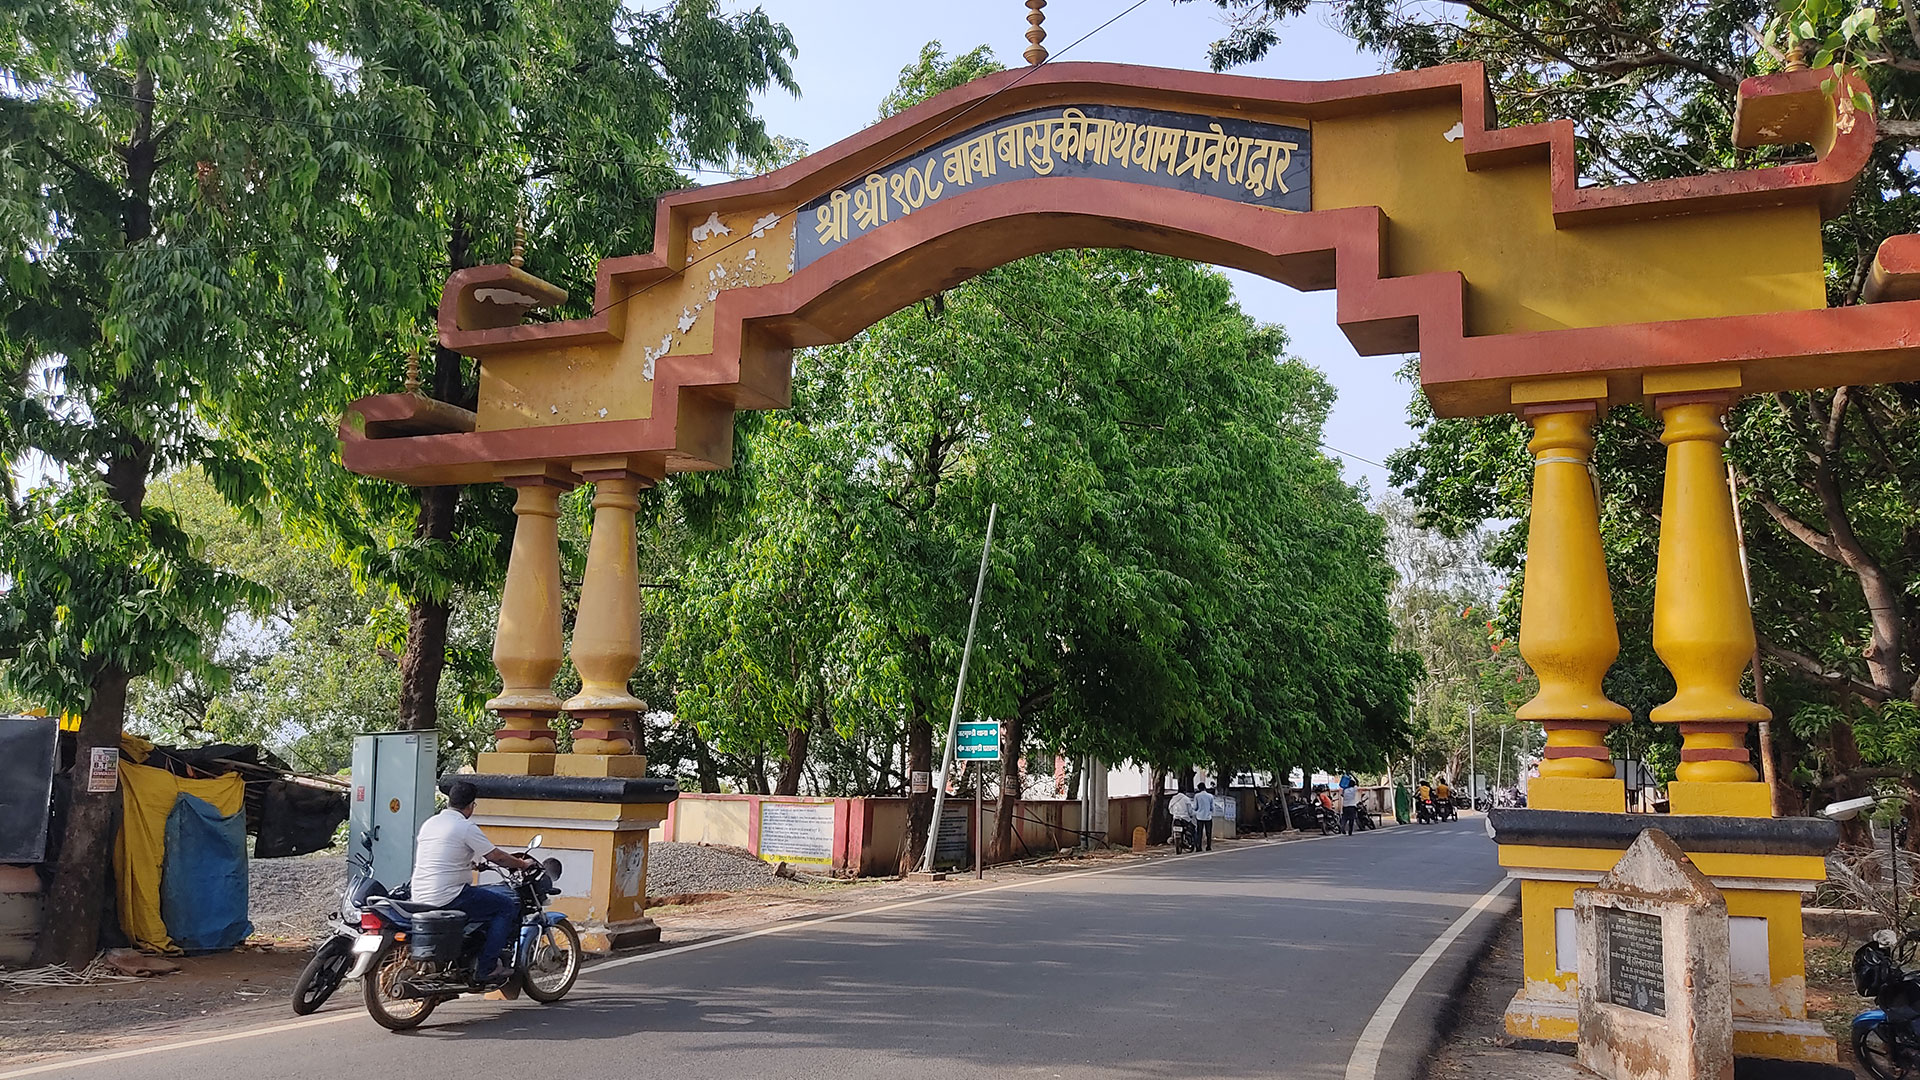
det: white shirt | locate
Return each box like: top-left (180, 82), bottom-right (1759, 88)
top-left (412, 808), bottom-right (494, 905)
top-left (1169, 791), bottom-right (1194, 822)
top-left (1194, 791), bottom-right (1215, 821)
top-left (1340, 785), bottom-right (1360, 808)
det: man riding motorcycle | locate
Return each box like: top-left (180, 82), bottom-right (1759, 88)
top-left (412, 781), bottom-right (535, 985)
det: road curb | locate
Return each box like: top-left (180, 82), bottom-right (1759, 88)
top-left (1407, 900), bottom-right (1519, 1080)
top-left (1371, 881), bottom-right (1517, 1080)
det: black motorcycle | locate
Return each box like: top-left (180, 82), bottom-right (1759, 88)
top-left (349, 836), bottom-right (580, 1031)
top-left (1852, 928), bottom-right (1920, 1079)
top-left (292, 844), bottom-right (394, 1015)
top-left (1172, 817), bottom-right (1196, 854)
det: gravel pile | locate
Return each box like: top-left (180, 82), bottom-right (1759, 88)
top-left (249, 850), bottom-right (346, 942)
top-left (647, 843), bottom-right (799, 897)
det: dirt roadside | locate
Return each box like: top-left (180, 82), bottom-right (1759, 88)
top-left (0, 842), bottom-right (1187, 1066)
top-left (1422, 907), bottom-right (1868, 1080)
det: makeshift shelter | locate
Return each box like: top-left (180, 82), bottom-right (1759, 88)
top-left (114, 741), bottom-right (252, 954)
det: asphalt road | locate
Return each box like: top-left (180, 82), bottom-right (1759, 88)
top-left (11, 818), bottom-right (1507, 1080)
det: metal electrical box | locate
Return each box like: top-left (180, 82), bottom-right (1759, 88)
top-left (349, 731), bottom-right (439, 888)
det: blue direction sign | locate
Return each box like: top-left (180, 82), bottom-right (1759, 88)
top-left (954, 721), bottom-right (1001, 762)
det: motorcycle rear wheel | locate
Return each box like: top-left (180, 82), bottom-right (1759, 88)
top-left (521, 920), bottom-right (582, 1003)
top-left (291, 935), bottom-right (353, 1015)
top-left (1857, 1019), bottom-right (1914, 1080)
top-left (363, 950), bottom-right (437, 1031)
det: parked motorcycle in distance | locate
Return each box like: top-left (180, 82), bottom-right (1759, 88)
top-left (1852, 927), bottom-right (1920, 1079)
top-left (292, 836), bottom-right (406, 1015)
top-left (348, 835), bottom-right (581, 1031)
top-left (1172, 817), bottom-right (1196, 854)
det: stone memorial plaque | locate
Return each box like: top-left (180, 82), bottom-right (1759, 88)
top-left (1575, 829), bottom-right (1732, 1080)
top-left (1604, 908), bottom-right (1666, 1016)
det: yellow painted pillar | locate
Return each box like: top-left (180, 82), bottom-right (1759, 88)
top-left (1647, 371), bottom-right (1770, 817)
top-left (561, 459), bottom-right (649, 774)
top-left (481, 468), bottom-right (574, 773)
top-left (1511, 383), bottom-right (1629, 812)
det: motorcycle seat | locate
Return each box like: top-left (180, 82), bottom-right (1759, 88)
top-left (371, 896), bottom-right (445, 914)
top-left (368, 898), bottom-right (469, 928)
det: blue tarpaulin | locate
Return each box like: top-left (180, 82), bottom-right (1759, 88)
top-left (159, 794), bottom-right (253, 953)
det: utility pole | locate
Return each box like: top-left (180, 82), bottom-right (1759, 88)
top-left (1467, 698), bottom-right (1477, 808)
top-left (920, 504), bottom-right (998, 874)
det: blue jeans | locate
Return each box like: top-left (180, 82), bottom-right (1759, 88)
top-left (448, 884), bottom-right (518, 974)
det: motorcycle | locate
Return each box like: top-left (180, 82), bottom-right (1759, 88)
top-left (291, 839), bottom-right (404, 1015)
top-left (348, 835), bottom-right (581, 1031)
top-left (1852, 927), bottom-right (1920, 1079)
top-left (1172, 817), bottom-right (1196, 854)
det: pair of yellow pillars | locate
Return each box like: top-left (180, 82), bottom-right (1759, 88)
top-left (1505, 367), bottom-right (1830, 1061)
top-left (484, 459), bottom-right (651, 776)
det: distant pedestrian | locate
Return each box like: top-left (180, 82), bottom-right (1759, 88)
top-left (1194, 784), bottom-right (1216, 851)
top-left (1339, 773), bottom-right (1361, 835)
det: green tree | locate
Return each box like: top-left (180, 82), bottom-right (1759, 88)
top-left (0, 0), bottom-right (796, 966)
top-left (216, 0), bottom-right (799, 739)
top-left (0, 0), bottom-right (382, 966)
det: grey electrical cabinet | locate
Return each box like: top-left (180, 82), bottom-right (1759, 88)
top-left (349, 731), bottom-right (439, 888)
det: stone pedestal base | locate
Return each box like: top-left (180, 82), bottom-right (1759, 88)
top-left (556, 754), bottom-right (648, 778)
top-left (446, 771), bottom-right (676, 954)
top-left (577, 917), bottom-right (661, 954)
top-left (1492, 809), bottom-right (1839, 1064)
top-left (477, 751), bottom-right (555, 775)
top-left (1667, 781), bottom-right (1770, 818)
top-left (1528, 777), bottom-right (1624, 813)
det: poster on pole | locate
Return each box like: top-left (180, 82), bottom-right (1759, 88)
top-left (758, 800), bottom-right (835, 866)
top-left (87, 746), bottom-right (119, 793)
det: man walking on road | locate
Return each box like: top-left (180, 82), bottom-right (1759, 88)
top-left (1339, 773), bottom-right (1361, 835)
top-left (1194, 783), bottom-right (1215, 851)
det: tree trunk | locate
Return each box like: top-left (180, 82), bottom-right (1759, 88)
top-left (1832, 720), bottom-right (1875, 846)
top-left (32, 669), bottom-right (130, 968)
top-left (398, 587), bottom-right (449, 731)
top-left (1767, 723), bottom-right (1806, 817)
top-left (1146, 765), bottom-right (1171, 845)
top-left (775, 715), bottom-right (811, 796)
top-left (993, 710), bottom-right (1026, 862)
top-left (397, 216), bottom-right (476, 733)
top-left (900, 705), bottom-right (934, 875)
top-left (690, 722), bottom-right (721, 793)
top-left (37, 68), bottom-right (156, 966)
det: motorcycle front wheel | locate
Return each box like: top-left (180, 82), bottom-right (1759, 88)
top-left (291, 935), bottom-right (353, 1015)
top-left (363, 950), bottom-right (437, 1031)
top-left (521, 920), bottom-right (582, 1003)
top-left (1856, 1019), bottom-right (1913, 1080)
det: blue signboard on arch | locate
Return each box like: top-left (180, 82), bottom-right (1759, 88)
top-left (797, 103), bottom-right (1311, 271)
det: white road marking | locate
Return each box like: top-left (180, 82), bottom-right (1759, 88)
top-left (4, 835), bottom-right (1323, 1077)
top-left (1343, 876), bottom-right (1514, 1080)
top-left (0, 1013), bottom-right (363, 1079)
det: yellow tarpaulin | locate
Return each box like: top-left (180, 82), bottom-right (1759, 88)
top-left (114, 758), bottom-right (244, 953)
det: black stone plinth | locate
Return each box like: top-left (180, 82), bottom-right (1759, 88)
top-left (1488, 809), bottom-right (1838, 856)
top-left (440, 773), bottom-right (679, 805)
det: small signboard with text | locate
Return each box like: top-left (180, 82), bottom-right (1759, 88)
top-left (758, 799), bottom-right (836, 866)
top-left (955, 721), bottom-right (1001, 762)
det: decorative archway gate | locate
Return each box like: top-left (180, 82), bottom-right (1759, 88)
top-left (344, 60), bottom-right (1915, 1058)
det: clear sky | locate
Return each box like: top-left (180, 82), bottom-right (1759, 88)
top-left (732, 0), bottom-right (1407, 492)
